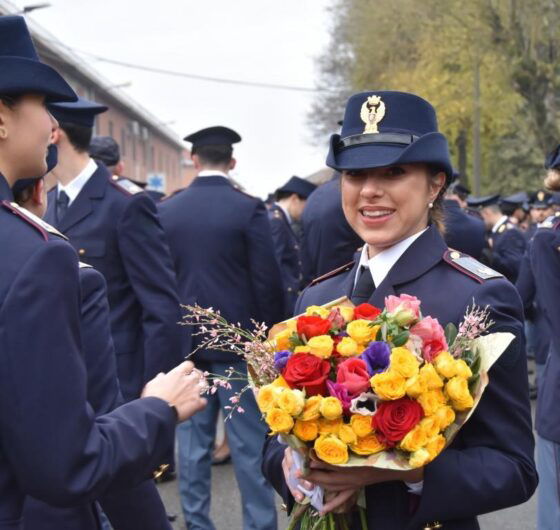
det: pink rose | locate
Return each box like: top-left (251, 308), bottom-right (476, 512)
top-left (336, 358), bottom-right (371, 395)
top-left (384, 294), bottom-right (421, 326)
top-left (410, 317), bottom-right (448, 362)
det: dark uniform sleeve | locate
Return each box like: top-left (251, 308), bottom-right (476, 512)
top-left (514, 249), bottom-right (536, 317)
top-left (117, 194), bottom-right (186, 383)
top-left (246, 201), bottom-right (286, 328)
top-left (0, 241), bottom-right (176, 506)
top-left (410, 280), bottom-right (537, 524)
top-left (492, 230), bottom-right (527, 282)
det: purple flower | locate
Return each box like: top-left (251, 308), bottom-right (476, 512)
top-left (327, 380), bottom-right (352, 414)
top-left (360, 342), bottom-right (391, 376)
top-left (274, 350), bottom-right (291, 373)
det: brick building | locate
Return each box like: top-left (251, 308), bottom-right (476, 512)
top-left (0, 1), bottom-right (196, 194)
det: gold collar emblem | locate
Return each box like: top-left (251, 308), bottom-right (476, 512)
top-left (360, 95), bottom-right (386, 134)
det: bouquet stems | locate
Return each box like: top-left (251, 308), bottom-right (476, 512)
top-left (286, 504), bottom-right (368, 530)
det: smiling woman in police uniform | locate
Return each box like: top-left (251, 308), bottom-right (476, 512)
top-left (262, 91), bottom-right (537, 529)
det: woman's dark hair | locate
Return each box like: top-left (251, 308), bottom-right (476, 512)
top-left (192, 144), bottom-right (233, 166)
top-left (0, 94), bottom-right (23, 108)
top-left (59, 122), bottom-right (93, 153)
top-left (426, 164), bottom-right (448, 234)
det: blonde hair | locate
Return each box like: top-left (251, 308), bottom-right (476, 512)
top-left (544, 169), bottom-right (560, 192)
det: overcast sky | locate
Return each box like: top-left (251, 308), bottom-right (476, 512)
top-left (20, 0), bottom-right (333, 198)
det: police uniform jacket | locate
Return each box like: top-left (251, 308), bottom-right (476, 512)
top-left (442, 199), bottom-right (486, 260)
top-left (530, 216), bottom-right (560, 443)
top-left (489, 218), bottom-right (526, 283)
top-left (0, 175), bottom-right (176, 530)
top-left (158, 175), bottom-right (285, 364)
top-left (268, 203), bottom-right (303, 318)
top-left (23, 265), bottom-right (171, 530)
top-left (262, 226), bottom-right (537, 529)
top-left (44, 162), bottom-right (185, 400)
top-left (300, 175), bottom-right (363, 285)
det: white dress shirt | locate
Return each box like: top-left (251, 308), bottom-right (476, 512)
top-left (354, 227), bottom-right (428, 495)
top-left (57, 158), bottom-right (98, 206)
top-left (197, 170), bottom-right (229, 178)
top-left (274, 202), bottom-right (292, 224)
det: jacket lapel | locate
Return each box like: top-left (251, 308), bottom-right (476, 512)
top-left (57, 165), bottom-right (108, 232)
top-left (368, 226), bottom-right (447, 307)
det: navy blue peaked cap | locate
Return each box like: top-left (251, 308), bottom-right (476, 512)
top-left (466, 194), bottom-right (501, 209)
top-left (530, 189), bottom-right (551, 208)
top-left (184, 126), bottom-right (241, 148)
top-left (545, 144), bottom-right (560, 170)
top-left (277, 176), bottom-right (316, 199)
top-left (12, 144), bottom-right (58, 196)
top-left (0, 16), bottom-right (76, 102)
top-left (326, 91), bottom-right (453, 181)
top-left (48, 97), bottom-right (108, 128)
top-left (89, 136), bottom-right (120, 166)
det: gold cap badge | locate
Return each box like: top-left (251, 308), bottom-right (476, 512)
top-left (360, 95), bottom-right (386, 134)
top-left (538, 191), bottom-right (545, 201)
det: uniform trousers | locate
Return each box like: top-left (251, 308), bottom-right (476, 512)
top-left (177, 360), bottom-right (277, 530)
top-left (537, 434), bottom-right (560, 529)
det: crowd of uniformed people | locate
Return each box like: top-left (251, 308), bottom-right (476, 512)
top-left (1, 12), bottom-right (560, 530)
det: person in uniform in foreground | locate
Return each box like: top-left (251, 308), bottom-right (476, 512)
top-left (262, 90), bottom-right (537, 529)
top-left (0, 15), bottom-right (206, 529)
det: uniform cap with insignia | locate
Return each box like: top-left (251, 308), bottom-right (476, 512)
top-left (466, 194), bottom-right (500, 209)
top-left (276, 176), bottom-right (317, 200)
top-left (326, 91), bottom-right (453, 183)
top-left (530, 189), bottom-right (551, 208)
top-left (89, 136), bottom-right (121, 167)
top-left (184, 126), bottom-right (241, 149)
top-left (12, 144), bottom-right (58, 196)
top-left (48, 97), bottom-right (108, 128)
top-left (448, 180), bottom-right (471, 200)
top-left (0, 16), bottom-right (76, 103)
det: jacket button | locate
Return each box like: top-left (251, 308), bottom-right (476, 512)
top-left (423, 522), bottom-right (443, 530)
top-left (153, 463), bottom-right (169, 481)
top-left (78, 249), bottom-right (85, 256)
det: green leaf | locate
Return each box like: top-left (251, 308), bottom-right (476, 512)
top-left (469, 354), bottom-right (482, 376)
top-left (445, 323), bottom-right (458, 347)
top-left (376, 327), bottom-right (383, 341)
top-left (468, 374), bottom-right (480, 393)
top-left (289, 333), bottom-right (304, 349)
top-left (392, 330), bottom-right (410, 347)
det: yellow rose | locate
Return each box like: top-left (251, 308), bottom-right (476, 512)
top-left (338, 424), bottom-right (358, 445)
top-left (371, 370), bottom-right (406, 400)
top-left (419, 363), bottom-right (444, 390)
top-left (419, 416), bottom-right (440, 440)
top-left (350, 414), bottom-right (374, 438)
top-left (390, 347), bottom-right (420, 378)
top-left (307, 335), bottom-right (334, 359)
top-left (274, 328), bottom-right (293, 351)
top-left (405, 374), bottom-right (428, 398)
top-left (277, 389), bottom-right (305, 416)
top-left (445, 377), bottom-right (474, 411)
top-left (337, 336), bottom-right (359, 357)
top-left (256, 384), bottom-right (282, 413)
top-left (433, 351), bottom-right (457, 379)
top-left (265, 408), bottom-right (294, 434)
top-left (399, 424), bottom-right (428, 452)
top-left (293, 419), bottom-right (319, 442)
top-left (306, 305), bottom-right (330, 319)
top-left (300, 395), bottom-right (322, 421)
top-left (350, 433), bottom-right (386, 455)
top-left (417, 389), bottom-right (446, 416)
top-left (434, 405), bottom-right (456, 431)
top-left (454, 359), bottom-right (473, 379)
top-left (319, 396), bottom-right (343, 420)
top-left (271, 375), bottom-right (290, 389)
top-left (425, 434), bottom-right (446, 460)
top-left (409, 448), bottom-right (432, 468)
top-left (335, 306), bottom-right (355, 323)
top-left (285, 319), bottom-right (298, 332)
top-left (347, 319), bottom-right (375, 345)
top-left (314, 434), bottom-right (349, 465)
top-left (294, 345), bottom-right (310, 354)
top-left (318, 417), bottom-right (343, 435)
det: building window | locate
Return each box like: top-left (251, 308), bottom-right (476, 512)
top-left (109, 120), bottom-right (114, 138)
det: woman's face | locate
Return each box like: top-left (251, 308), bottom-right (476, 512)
top-left (341, 163), bottom-right (445, 254)
top-left (0, 94), bottom-right (57, 182)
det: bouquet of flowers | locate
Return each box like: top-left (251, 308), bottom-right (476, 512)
top-left (182, 294), bottom-right (514, 529)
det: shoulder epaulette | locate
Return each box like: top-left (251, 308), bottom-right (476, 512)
top-left (444, 249), bottom-right (503, 283)
top-left (78, 261), bottom-right (93, 269)
top-left (309, 261), bottom-right (355, 287)
top-left (2, 200), bottom-right (68, 241)
top-left (539, 213), bottom-right (560, 230)
top-left (109, 175), bottom-right (144, 195)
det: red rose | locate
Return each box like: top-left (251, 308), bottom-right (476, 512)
top-left (354, 303), bottom-right (382, 321)
top-left (372, 398), bottom-right (424, 447)
top-left (336, 358), bottom-right (370, 395)
top-left (297, 315), bottom-right (332, 339)
top-left (282, 353), bottom-right (331, 396)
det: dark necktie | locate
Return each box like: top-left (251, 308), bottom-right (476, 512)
top-left (56, 190), bottom-right (70, 224)
top-left (351, 266), bottom-right (375, 304)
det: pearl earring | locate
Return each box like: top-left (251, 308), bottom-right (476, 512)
top-left (428, 202), bottom-right (434, 209)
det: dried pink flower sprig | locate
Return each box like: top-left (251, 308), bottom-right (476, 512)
top-left (450, 304), bottom-right (494, 359)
